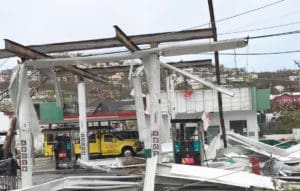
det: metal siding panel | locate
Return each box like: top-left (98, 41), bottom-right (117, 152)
top-left (195, 91), bottom-right (204, 112)
top-left (186, 94), bottom-right (196, 113)
top-left (40, 102), bottom-right (63, 122)
top-left (222, 94), bottom-right (232, 112)
top-left (241, 88), bottom-right (250, 110)
top-left (204, 90), bottom-right (214, 111)
top-left (256, 89), bottom-right (271, 110)
top-left (173, 88), bottom-right (253, 114)
top-left (176, 92), bottom-right (186, 113)
top-left (212, 90), bottom-right (219, 111)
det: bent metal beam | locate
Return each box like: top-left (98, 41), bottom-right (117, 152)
top-left (160, 61), bottom-right (235, 97)
top-left (25, 38), bottom-right (248, 68)
top-left (4, 39), bottom-right (107, 84)
top-left (0, 28), bottom-right (213, 59)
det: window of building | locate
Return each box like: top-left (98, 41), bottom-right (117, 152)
top-left (229, 120), bottom-right (247, 136)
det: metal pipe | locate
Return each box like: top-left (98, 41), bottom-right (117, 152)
top-left (25, 38), bottom-right (247, 68)
top-left (160, 62), bottom-right (235, 97)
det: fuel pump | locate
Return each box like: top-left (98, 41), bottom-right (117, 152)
top-left (171, 117), bottom-right (203, 165)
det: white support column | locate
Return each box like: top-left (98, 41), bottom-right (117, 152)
top-left (166, 74), bottom-right (176, 118)
top-left (143, 54), bottom-right (161, 191)
top-left (78, 81), bottom-right (89, 161)
top-left (132, 75), bottom-right (150, 146)
top-left (12, 65), bottom-right (39, 188)
top-left (19, 122), bottom-right (34, 188)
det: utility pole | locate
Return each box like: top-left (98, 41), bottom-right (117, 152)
top-left (208, 0), bottom-right (227, 147)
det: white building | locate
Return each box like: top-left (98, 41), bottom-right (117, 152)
top-left (161, 87), bottom-right (270, 141)
top-left (289, 76), bottom-right (298, 81)
top-left (274, 85), bottom-right (285, 93)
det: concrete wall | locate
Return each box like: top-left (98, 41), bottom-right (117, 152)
top-left (209, 110), bottom-right (259, 140)
top-left (172, 88), bottom-right (252, 113)
top-left (160, 88), bottom-right (259, 140)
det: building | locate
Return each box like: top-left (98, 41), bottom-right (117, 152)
top-left (161, 87), bottom-right (270, 140)
top-left (289, 76), bottom-right (299, 81)
top-left (38, 87), bottom-right (270, 146)
top-left (271, 92), bottom-right (300, 110)
top-left (274, 85), bottom-right (285, 93)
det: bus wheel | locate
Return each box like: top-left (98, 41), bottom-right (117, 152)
top-left (122, 147), bottom-right (133, 157)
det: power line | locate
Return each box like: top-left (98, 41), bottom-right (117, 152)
top-left (224, 9), bottom-right (300, 34)
top-left (213, 0), bottom-right (286, 25)
top-left (121, 0), bottom-right (287, 44)
top-left (217, 50), bottom-right (300, 56)
top-left (85, 30), bottom-right (300, 56)
top-left (186, 0), bottom-right (286, 30)
top-left (249, 29), bottom-right (300, 39)
top-left (219, 21), bottom-right (300, 35)
top-left (69, 28), bottom-right (300, 58)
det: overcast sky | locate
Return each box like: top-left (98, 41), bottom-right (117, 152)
top-left (0, 0), bottom-right (299, 72)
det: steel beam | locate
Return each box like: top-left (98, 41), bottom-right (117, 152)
top-left (25, 38), bottom-right (247, 68)
top-left (160, 61), bottom-right (234, 97)
top-left (114, 25), bottom-right (140, 52)
top-left (5, 39), bottom-right (64, 106)
top-left (0, 28), bottom-right (213, 59)
top-left (4, 39), bottom-right (106, 83)
top-left (5, 39), bottom-right (51, 60)
top-left (63, 66), bottom-right (107, 83)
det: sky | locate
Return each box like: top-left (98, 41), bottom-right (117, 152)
top-left (0, 0), bottom-right (300, 72)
